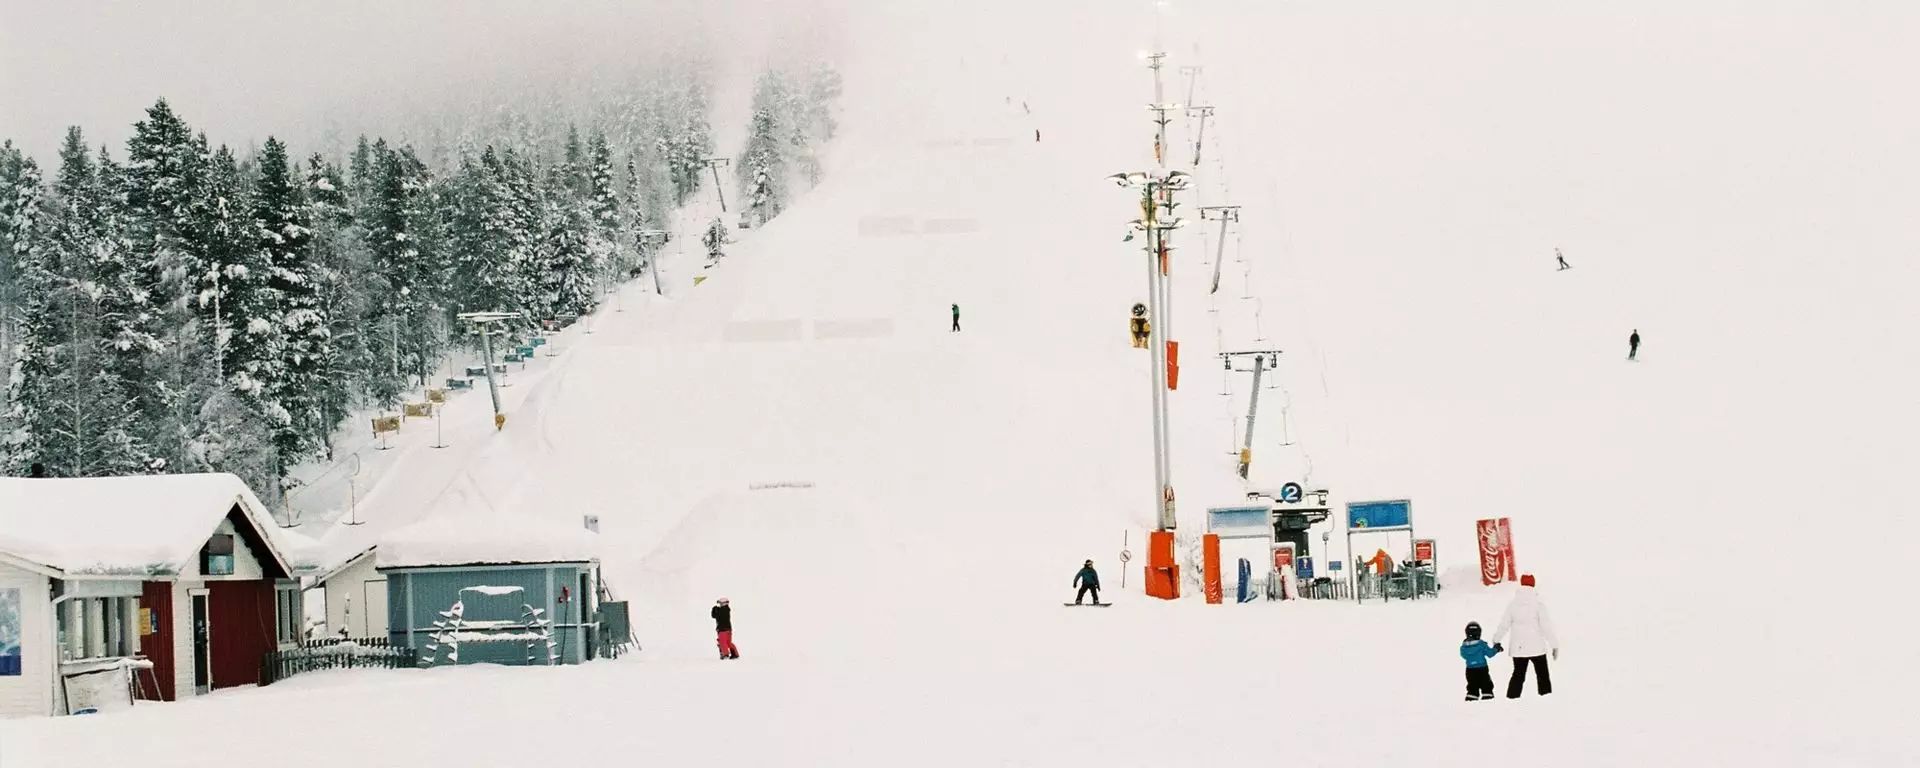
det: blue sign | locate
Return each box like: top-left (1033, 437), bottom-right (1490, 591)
top-left (1346, 499), bottom-right (1412, 530)
top-left (1235, 558), bottom-right (1253, 603)
top-left (1328, 559), bottom-right (1343, 572)
top-left (1279, 482), bottom-right (1304, 503)
top-left (1295, 556), bottom-right (1314, 580)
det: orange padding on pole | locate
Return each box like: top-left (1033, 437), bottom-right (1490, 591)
top-left (1145, 531), bottom-right (1180, 600)
top-left (1166, 341), bottom-right (1180, 390)
top-left (1202, 534), bottom-right (1222, 604)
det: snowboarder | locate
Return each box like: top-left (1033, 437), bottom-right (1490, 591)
top-left (1555, 247), bottom-right (1571, 271)
top-left (1628, 329), bottom-right (1640, 361)
top-left (1073, 560), bottom-right (1101, 605)
top-left (1492, 574), bottom-right (1558, 698)
top-left (951, 304), bottom-right (961, 333)
top-left (1459, 621), bottom-right (1503, 701)
top-left (1035, 129), bottom-right (1041, 142)
top-left (712, 597), bottom-right (739, 660)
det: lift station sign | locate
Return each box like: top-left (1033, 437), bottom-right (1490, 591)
top-left (1346, 499), bottom-right (1412, 531)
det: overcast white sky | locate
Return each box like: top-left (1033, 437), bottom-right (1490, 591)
top-left (0, 0), bottom-right (847, 161)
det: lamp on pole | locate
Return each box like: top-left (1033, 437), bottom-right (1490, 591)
top-left (1108, 168), bottom-right (1191, 530)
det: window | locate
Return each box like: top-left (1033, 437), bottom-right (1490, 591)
top-left (275, 585), bottom-right (301, 645)
top-left (202, 534), bottom-right (235, 576)
top-left (56, 596), bottom-right (139, 662)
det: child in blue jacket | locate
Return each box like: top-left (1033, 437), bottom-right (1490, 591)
top-left (1461, 621), bottom-right (1503, 701)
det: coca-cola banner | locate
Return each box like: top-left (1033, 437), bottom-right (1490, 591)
top-left (1497, 517), bottom-right (1517, 582)
top-left (1476, 518), bottom-right (1508, 586)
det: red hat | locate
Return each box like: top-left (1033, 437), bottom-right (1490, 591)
top-left (1520, 574), bottom-right (1536, 587)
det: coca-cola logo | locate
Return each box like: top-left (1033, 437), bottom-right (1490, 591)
top-left (1477, 519), bottom-right (1505, 584)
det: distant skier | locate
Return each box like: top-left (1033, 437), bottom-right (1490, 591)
top-left (1035, 129), bottom-right (1041, 142)
top-left (1459, 621), bottom-right (1503, 701)
top-left (1628, 329), bottom-right (1640, 361)
top-left (1073, 559), bottom-right (1102, 605)
top-left (711, 597), bottom-right (739, 660)
top-left (1555, 247), bottom-right (1571, 271)
top-left (951, 304), bottom-right (961, 333)
top-left (1492, 574), bottom-right (1558, 698)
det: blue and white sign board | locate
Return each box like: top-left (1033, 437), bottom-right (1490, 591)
top-left (1346, 499), bottom-right (1412, 531)
top-left (1296, 556), bottom-right (1314, 580)
top-left (1207, 506), bottom-right (1273, 539)
top-left (1328, 559), bottom-right (1343, 572)
top-left (1278, 482), bottom-right (1304, 503)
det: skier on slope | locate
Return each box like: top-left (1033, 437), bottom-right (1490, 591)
top-left (712, 597), bottom-right (739, 660)
top-left (1073, 560), bottom-right (1102, 605)
top-left (1491, 574), bottom-right (1558, 698)
top-left (1555, 247), bottom-right (1571, 271)
top-left (1628, 329), bottom-right (1641, 361)
top-left (951, 304), bottom-right (962, 333)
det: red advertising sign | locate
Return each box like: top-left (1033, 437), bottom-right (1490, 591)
top-left (1413, 539), bottom-right (1435, 563)
top-left (1476, 518), bottom-right (1506, 586)
top-left (1272, 547), bottom-right (1294, 571)
top-left (1498, 517), bottom-right (1517, 582)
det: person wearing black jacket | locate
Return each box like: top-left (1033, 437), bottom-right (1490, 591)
top-left (711, 597), bottom-right (739, 660)
top-left (1073, 560), bottom-right (1101, 605)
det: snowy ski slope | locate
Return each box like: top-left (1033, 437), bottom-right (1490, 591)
top-left (5, 2), bottom-right (1918, 765)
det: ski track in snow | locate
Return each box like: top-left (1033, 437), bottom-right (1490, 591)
top-left (5, 2), bottom-right (1920, 766)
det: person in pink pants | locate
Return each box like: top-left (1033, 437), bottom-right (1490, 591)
top-left (712, 597), bottom-right (739, 659)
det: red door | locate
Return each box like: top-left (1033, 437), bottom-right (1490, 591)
top-left (138, 582), bottom-right (176, 701)
top-left (207, 580), bottom-right (276, 689)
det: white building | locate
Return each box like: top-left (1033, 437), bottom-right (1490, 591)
top-left (0, 474), bottom-right (301, 717)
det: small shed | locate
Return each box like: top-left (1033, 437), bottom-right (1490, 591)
top-left (376, 514), bottom-right (601, 667)
top-left (308, 546), bottom-right (385, 639)
top-left (0, 473), bottom-right (301, 716)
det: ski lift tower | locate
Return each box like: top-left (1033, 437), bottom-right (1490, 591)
top-left (1220, 348), bottom-right (1282, 478)
top-left (700, 157), bottom-right (732, 213)
top-left (1110, 168), bottom-right (1191, 600)
top-left (457, 311), bottom-right (522, 429)
top-left (1109, 168), bottom-right (1192, 532)
top-left (637, 229), bottom-right (670, 296)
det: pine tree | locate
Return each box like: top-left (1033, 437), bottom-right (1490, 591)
top-left (303, 154), bottom-right (363, 457)
top-left (499, 148), bottom-right (545, 321)
top-left (664, 79), bottom-right (714, 206)
top-left (584, 131), bottom-right (620, 282)
top-left (189, 144), bottom-right (281, 503)
top-left (205, 145), bottom-right (272, 397)
top-left (123, 99), bottom-right (211, 471)
top-left (0, 142), bottom-right (33, 454)
top-left (358, 141), bottom-right (413, 408)
top-left (5, 131), bottom-right (147, 477)
top-left (739, 72), bottom-right (790, 226)
top-left (252, 137), bottom-right (323, 471)
top-left (538, 167), bottom-right (597, 319)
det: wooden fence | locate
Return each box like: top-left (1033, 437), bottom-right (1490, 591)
top-left (262, 637), bottom-right (416, 686)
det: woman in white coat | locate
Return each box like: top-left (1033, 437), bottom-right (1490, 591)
top-left (1492, 573), bottom-right (1559, 698)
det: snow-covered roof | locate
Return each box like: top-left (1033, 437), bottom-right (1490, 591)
top-left (0, 473), bottom-right (294, 578)
top-left (375, 511), bottom-right (600, 570)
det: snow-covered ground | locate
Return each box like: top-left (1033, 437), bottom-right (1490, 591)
top-left (5, 1), bottom-right (1919, 765)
